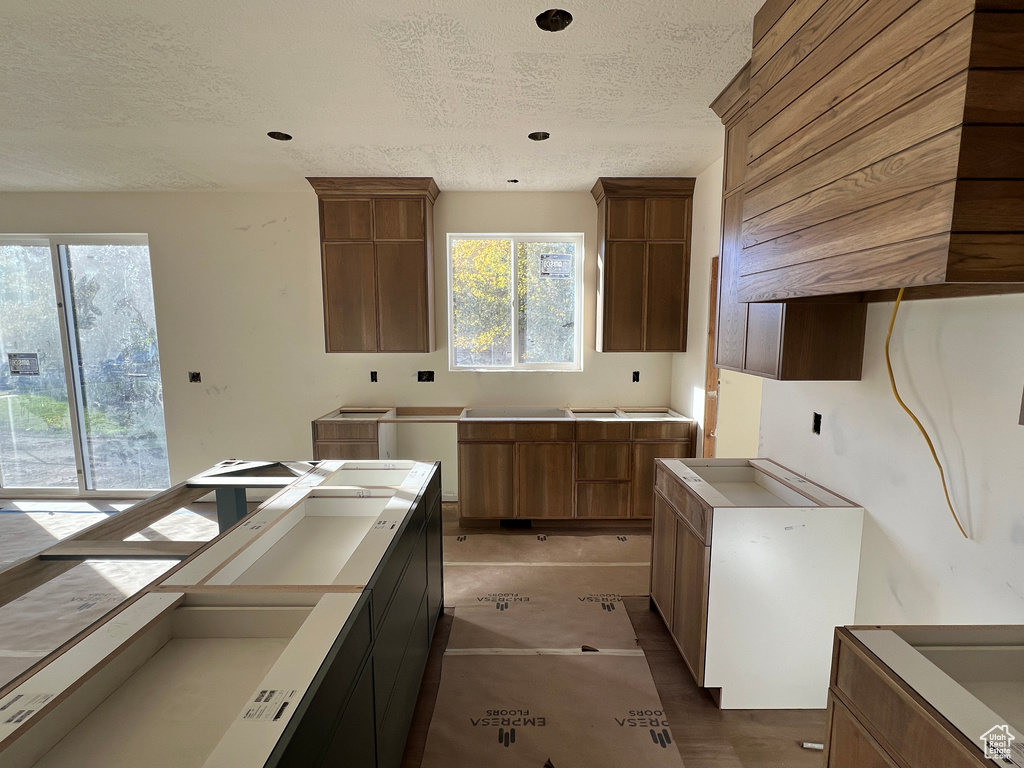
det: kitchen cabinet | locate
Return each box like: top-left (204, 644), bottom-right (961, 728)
top-left (824, 626), bottom-right (1024, 767)
top-left (0, 460), bottom-right (444, 768)
top-left (312, 408), bottom-right (396, 460)
top-left (710, 63), bottom-right (867, 380)
top-left (650, 458), bottom-right (863, 708)
top-left (591, 178), bottom-right (694, 352)
top-left (457, 441), bottom-right (516, 519)
top-left (736, 0), bottom-right (1024, 302)
top-left (517, 441), bottom-right (574, 519)
top-left (307, 177), bottom-right (438, 352)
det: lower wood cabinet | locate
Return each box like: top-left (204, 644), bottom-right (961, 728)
top-left (517, 442), bottom-right (574, 519)
top-left (825, 696), bottom-right (899, 768)
top-left (576, 482), bottom-right (631, 518)
top-left (631, 441), bottom-right (693, 519)
top-left (458, 442), bottom-right (515, 518)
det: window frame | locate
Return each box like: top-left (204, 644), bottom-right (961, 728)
top-left (447, 232), bottom-right (585, 373)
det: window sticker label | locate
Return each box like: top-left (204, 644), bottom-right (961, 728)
top-left (540, 253), bottom-right (571, 278)
top-left (8, 353), bottom-right (40, 376)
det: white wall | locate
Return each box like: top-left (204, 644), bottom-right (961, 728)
top-left (715, 369), bottom-right (761, 457)
top-left (670, 157), bottom-right (723, 450)
top-left (0, 186), bottom-right (673, 486)
top-left (760, 295), bottom-right (1024, 624)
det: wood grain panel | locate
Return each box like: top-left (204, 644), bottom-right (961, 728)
top-left (576, 442), bottom-right (631, 481)
top-left (458, 443), bottom-right (515, 518)
top-left (322, 199), bottom-right (372, 241)
top-left (315, 421), bottom-right (378, 441)
top-left (834, 635), bottom-right (986, 768)
top-left (744, 303), bottom-right (783, 378)
top-left (738, 234), bottom-right (951, 302)
top-left (779, 303), bottom-right (867, 380)
top-left (745, 76), bottom-right (967, 221)
top-left (964, 71), bottom-right (1024, 124)
top-left (457, 421), bottom-right (516, 441)
top-left (323, 242), bottom-right (377, 352)
top-left (576, 483), bottom-right (631, 518)
top-left (952, 180), bottom-right (1024, 231)
top-left (517, 442), bottom-right (574, 519)
top-left (592, 178), bottom-right (696, 201)
top-left (575, 421), bottom-right (632, 441)
top-left (654, 471), bottom-right (711, 543)
top-left (709, 63), bottom-right (750, 123)
top-left (308, 177), bottom-right (439, 200)
top-left (746, 19), bottom-right (972, 189)
top-left (315, 442), bottom-right (379, 460)
top-left (748, 0), bottom-right (924, 135)
top-left (724, 116), bottom-right (749, 195)
top-left (376, 242), bottom-right (428, 352)
top-left (751, 0), bottom-right (866, 99)
top-left (947, 234), bottom-right (1024, 281)
top-left (741, 182), bottom-right (957, 277)
top-left (969, 11), bottom-right (1024, 67)
top-left (650, 496), bottom-right (677, 621)
top-left (825, 696), bottom-right (899, 768)
top-left (715, 193), bottom-right (747, 371)
top-left (603, 241), bottom-right (645, 351)
top-left (373, 199), bottom-right (424, 240)
top-left (40, 541), bottom-right (204, 560)
top-left (672, 519), bottom-right (710, 687)
top-left (75, 483), bottom-right (210, 542)
top-left (752, 0), bottom-right (828, 73)
top-left (959, 127), bottom-right (1024, 177)
top-left (607, 198), bottom-right (646, 239)
top-left (743, 128), bottom-right (963, 247)
top-left (647, 198), bottom-right (690, 240)
top-left (510, 422), bottom-right (575, 442)
top-left (0, 558), bottom-right (78, 608)
top-left (633, 421), bottom-right (694, 441)
top-left (632, 442), bottom-right (693, 519)
top-left (645, 243), bottom-right (688, 351)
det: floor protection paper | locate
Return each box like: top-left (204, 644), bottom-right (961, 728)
top-left (420, 654), bottom-right (683, 768)
top-left (444, 533), bottom-right (651, 565)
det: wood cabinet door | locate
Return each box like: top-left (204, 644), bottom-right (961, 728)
top-left (458, 443), bottom-right (515, 518)
top-left (672, 518), bottom-right (710, 686)
top-left (373, 199), bottom-right (424, 240)
top-left (646, 198), bottom-right (690, 240)
top-left (375, 242), bottom-right (428, 352)
top-left (650, 496), bottom-right (676, 624)
top-left (715, 192), bottom-right (747, 370)
top-left (603, 241), bottom-right (645, 351)
top-left (517, 442), bottom-right (574, 518)
top-left (644, 242), bottom-right (688, 351)
top-left (576, 483), bottom-right (631, 518)
top-left (743, 301), bottom-right (783, 378)
top-left (323, 242), bottom-right (377, 352)
top-left (606, 198), bottom-right (646, 239)
top-left (321, 199), bottom-right (373, 241)
top-left (576, 442), bottom-right (631, 481)
top-left (631, 442), bottom-right (692, 519)
top-left (825, 696), bottom-right (899, 768)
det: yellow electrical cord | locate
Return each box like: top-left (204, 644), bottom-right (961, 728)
top-left (884, 287), bottom-right (969, 539)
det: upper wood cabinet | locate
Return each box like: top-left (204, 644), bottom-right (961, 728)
top-left (591, 178), bottom-right (694, 352)
top-left (737, 0), bottom-right (1024, 303)
top-left (307, 177), bottom-right (438, 352)
top-left (711, 64), bottom-right (867, 380)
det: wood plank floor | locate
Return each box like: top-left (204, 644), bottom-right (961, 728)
top-left (401, 504), bottom-right (827, 768)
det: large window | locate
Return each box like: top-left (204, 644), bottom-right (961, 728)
top-left (0, 237), bottom-right (170, 491)
top-left (448, 234), bottom-right (583, 371)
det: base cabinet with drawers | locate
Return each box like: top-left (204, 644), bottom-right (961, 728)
top-left (458, 416), bottom-right (695, 521)
top-left (650, 458), bottom-right (863, 709)
top-left (0, 461), bottom-right (444, 768)
top-left (825, 626), bottom-right (1024, 768)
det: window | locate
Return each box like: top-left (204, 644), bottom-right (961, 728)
top-left (0, 236), bottom-right (170, 491)
top-left (448, 234), bottom-right (583, 371)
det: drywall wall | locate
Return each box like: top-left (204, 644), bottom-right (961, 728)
top-left (670, 157), bottom-right (722, 453)
top-left (715, 369), bottom-right (761, 457)
top-left (0, 187), bottom-right (673, 489)
top-left (760, 295), bottom-right (1024, 624)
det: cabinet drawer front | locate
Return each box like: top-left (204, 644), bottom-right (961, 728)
top-left (576, 483), bottom-right (631, 518)
top-left (825, 695), bottom-right (899, 768)
top-left (633, 421), bottom-right (694, 441)
top-left (575, 421), bottom-right (631, 441)
top-left (654, 466), bottom-right (711, 543)
top-left (510, 422), bottom-right (574, 442)
top-left (315, 442), bottom-right (379, 460)
top-left (458, 422), bottom-right (516, 441)
top-left (321, 199), bottom-right (373, 241)
top-left (833, 636), bottom-right (984, 768)
top-left (576, 442), bottom-right (631, 481)
top-left (316, 421), bottom-right (378, 441)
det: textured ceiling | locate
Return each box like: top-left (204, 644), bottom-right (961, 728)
top-left (0, 0), bottom-right (760, 192)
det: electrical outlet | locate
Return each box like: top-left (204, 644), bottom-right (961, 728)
top-left (632, 371), bottom-right (640, 382)
top-left (417, 370), bottom-right (434, 383)
top-left (812, 412), bottom-right (822, 435)
top-left (188, 372), bottom-right (201, 383)
top-left (370, 371), bottom-right (377, 383)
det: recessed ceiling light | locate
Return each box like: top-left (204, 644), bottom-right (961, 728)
top-left (536, 9), bottom-right (573, 32)
top-left (507, 179), bottom-right (520, 184)
top-left (267, 131), bottom-right (293, 141)
top-left (528, 132), bottom-right (550, 141)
